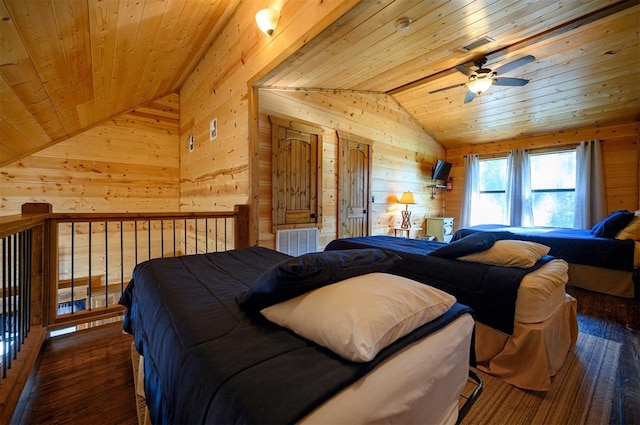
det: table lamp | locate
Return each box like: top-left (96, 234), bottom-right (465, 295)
top-left (399, 191), bottom-right (415, 229)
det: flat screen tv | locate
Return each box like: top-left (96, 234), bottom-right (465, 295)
top-left (432, 160), bottom-right (452, 182)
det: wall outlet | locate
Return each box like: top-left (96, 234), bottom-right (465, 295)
top-left (210, 118), bottom-right (217, 141)
top-left (188, 134), bottom-right (195, 152)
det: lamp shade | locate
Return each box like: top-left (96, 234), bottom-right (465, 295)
top-left (467, 75), bottom-right (494, 94)
top-left (399, 191), bottom-right (415, 204)
top-left (255, 8), bottom-right (279, 35)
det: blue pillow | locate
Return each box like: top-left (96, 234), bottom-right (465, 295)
top-left (237, 249), bottom-right (402, 312)
top-left (430, 232), bottom-right (496, 258)
top-left (591, 210), bottom-right (635, 238)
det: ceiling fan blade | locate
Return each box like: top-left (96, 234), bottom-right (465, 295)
top-left (429, 83), bottom-right (466, 94)
top-left (493, 55), bottom-right (535, 75)
top-left (455, 64), bottom-right (474, 76)
top-left (463, 91), bottom-right (476, 104)
top-left (494, 77), bottom-right (529, 86)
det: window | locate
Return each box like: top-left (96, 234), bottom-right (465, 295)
top-left (530, 151), bottom-right (576, 227)
top-left (477, 157), bottom-right (507, 224)
top-left (476, 150), bottom-right (576, 227)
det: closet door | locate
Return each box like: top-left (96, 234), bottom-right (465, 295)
top-left (271, 116), bottom-right (322, 229)
top-left (338, 131), bottom-right (371, 238)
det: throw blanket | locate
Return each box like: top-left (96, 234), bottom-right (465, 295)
top-left (325, 236), bottom-right (551, 335)
top-left (453, 224), bottom-right (635, 272)
top-left (120, 246), bottom-right (472, 424)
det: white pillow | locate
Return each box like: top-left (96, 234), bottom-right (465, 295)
top-left (260, 273), bottom-right (456, 362)
top-left (457, 239), bottom-right (550, 268)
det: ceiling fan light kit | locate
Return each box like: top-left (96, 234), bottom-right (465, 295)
top-left (467, 74), bottom-right (494, 94)
top-left (431, 55), bottom-right (535, 103)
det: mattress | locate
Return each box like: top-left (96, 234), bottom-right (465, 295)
top-left (133, 314), bottom-right (475, 425)
top-left (324, 236), bottom-right (554, 334)
top-left (123, 246), bottom-right (477, 424)
top-left (301, 314), bottom-right (474, 424)
top-left (515, 259), bottom-right (568, 323)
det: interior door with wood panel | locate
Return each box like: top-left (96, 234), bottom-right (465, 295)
top-left (271, 116), bottom-right (322, 230)
top-left (338, 132), bottom-right (372, 238)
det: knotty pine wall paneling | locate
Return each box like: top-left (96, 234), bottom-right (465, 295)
top-left (259, 88), bottom-right (445, 249)
top-left (445, 122), bottom-right (639, 230)
top-left (0, 94), bottom-right (180, 215)
top-left (178, 0), bottom-right (359, 245)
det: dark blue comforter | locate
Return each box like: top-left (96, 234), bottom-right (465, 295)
top-left (325, 236), bottom-right (550, 335)
top-left (453, 224), bottom-right (635, 272)
top-left (120, 246), bottom-right (473, 425)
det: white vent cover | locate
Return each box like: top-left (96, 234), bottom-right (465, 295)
top-left (276, 228), bottom-right (319, 256)
top-left (459, 36), bottom-right (495, 52)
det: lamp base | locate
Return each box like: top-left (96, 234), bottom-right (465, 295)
top-left (401, 210), bottom-right (412, 229)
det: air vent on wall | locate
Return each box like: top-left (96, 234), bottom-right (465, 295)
top-left (459, 36), bottom-right (495, 52)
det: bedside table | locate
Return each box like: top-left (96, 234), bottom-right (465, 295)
top-left (393, 227), bottom-right (422, 238)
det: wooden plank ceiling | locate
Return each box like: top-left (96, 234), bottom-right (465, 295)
top-left (0, 0), bottom-right (240, 166)
top-left (261, 0), bottom-right (640, 147)
top-left (1, 0), bottom-right (639, 167)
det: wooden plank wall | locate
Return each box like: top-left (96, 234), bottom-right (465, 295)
top-left (0, 94), bottom-right (180, 215)
top-left (177, 0), bottom-right (359, 245)
top-left (258, 89), bottom-right (445, 249)
top-left (445, 122), bottom-right (640, 231)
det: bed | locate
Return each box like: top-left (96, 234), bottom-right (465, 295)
top-left (325, 235), bottom-right (579, 391)
top-left (120, 245), bottom-right (481, 425)
top-left (453, 210), bottom-right (640, 298)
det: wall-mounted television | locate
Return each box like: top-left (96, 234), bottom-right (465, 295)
top-left (432, 160), bottom-right (452, 182)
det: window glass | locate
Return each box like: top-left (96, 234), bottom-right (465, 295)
top-left (476, 158), bottom-right (507, 225)
top-left (479, 158), bottom-right (507, 191)
top-left (475, 151), bottom-right (576, 227)
top-left (530, 151), bottom-right (576, 227)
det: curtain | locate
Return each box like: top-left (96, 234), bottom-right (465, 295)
top-left (460, 154), bottom-right (479, 227)
top-left (506, 148), bottom-right (533, 226)
top-left (574, 140), bottom-right (606, 229)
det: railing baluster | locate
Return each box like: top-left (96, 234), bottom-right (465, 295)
top-left (134, 221), bottom-right (138, 265)
top-left (2, 237), bottom-right (7, 378)
top-left (215, 219), bottom-right (219, 252)
top-left (104, 222), bottom-right (108, 308)
top-left (12, 236), bottom-right (18, 357)
top-left (88, 222), bottom-right (92, 311)
top-left (120, 221), bottom-right (124, 295)
top-left (224, 218), bottom-right (228, 251)
top-left (71, 222), bottom-right (75, 314)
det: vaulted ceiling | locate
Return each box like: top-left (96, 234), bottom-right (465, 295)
top-left (1, 0), bottom-right (639, 167)
top-left (261, 0), bottom-right (640, 147)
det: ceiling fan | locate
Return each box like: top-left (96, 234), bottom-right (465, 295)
top-left (430, 55), bottom-right (535, 103)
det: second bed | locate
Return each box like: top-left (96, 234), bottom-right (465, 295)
top-left (325, 235), bottom-right (578, 391)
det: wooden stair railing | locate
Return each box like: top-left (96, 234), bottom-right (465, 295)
top-left (0, 203), bottom-right (249, 423)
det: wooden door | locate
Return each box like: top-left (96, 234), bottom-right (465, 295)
top-left (271, 116), bottom-right (322, 229)
top-left (338, 132), bottom-right (371, 238)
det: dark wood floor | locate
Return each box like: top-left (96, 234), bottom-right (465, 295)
top-left (11, 286), bottom-right (640, 425)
